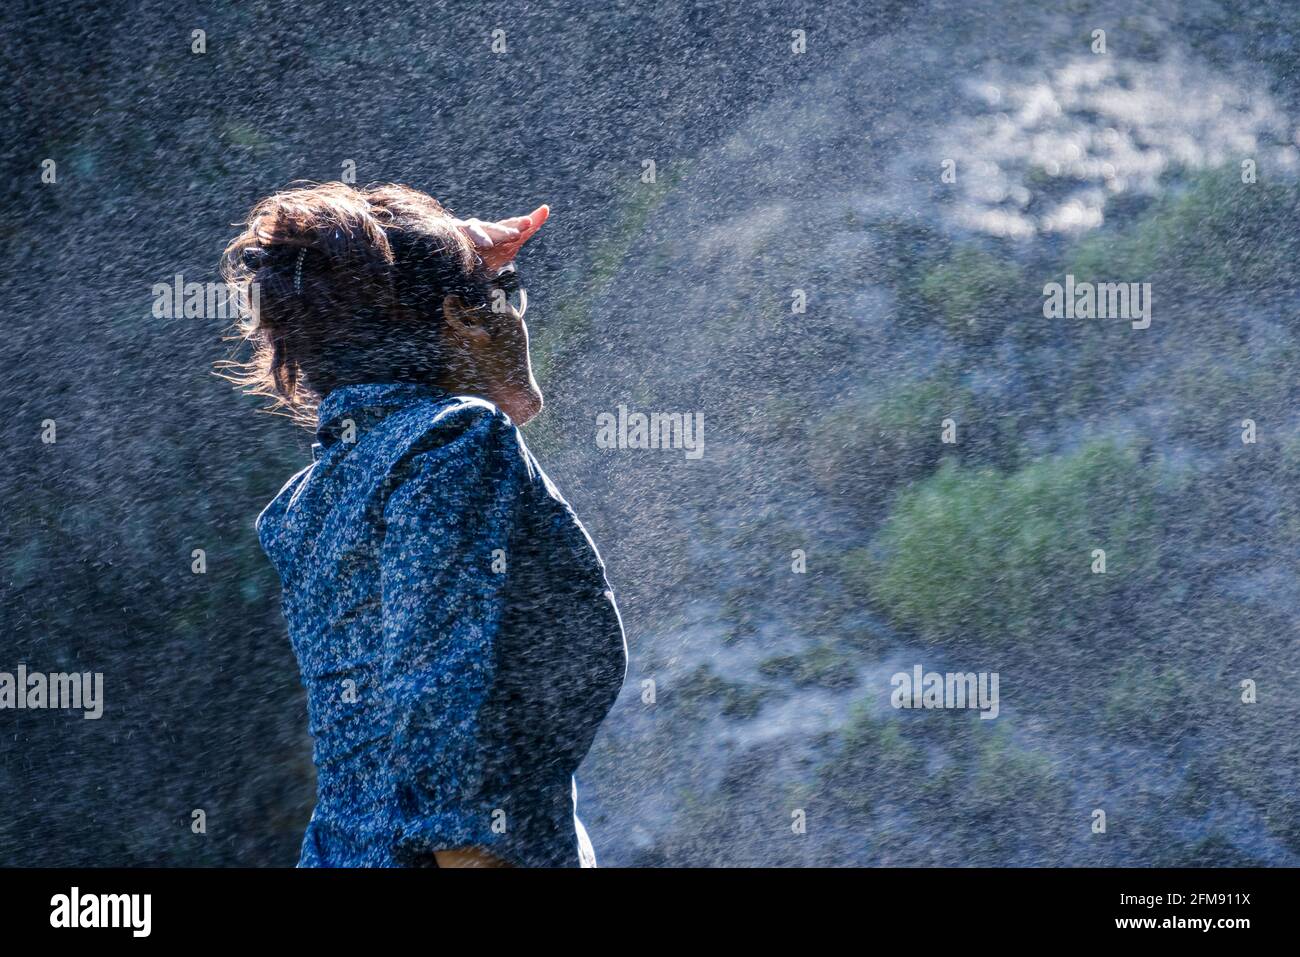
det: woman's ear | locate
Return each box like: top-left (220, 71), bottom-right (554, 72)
top-left (441, 294), bottom-right (492, 346)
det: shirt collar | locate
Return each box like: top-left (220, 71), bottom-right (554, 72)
top-left (314, 381), bottom-right (451, 456)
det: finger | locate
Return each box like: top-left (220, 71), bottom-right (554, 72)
top-left (497, 205), bottom-right (550, 236)
top-left (474, 206), bottom-right (550, 271)
top-left (520, 205), bottom-right (549, 242)
top-left (507, 206), bottom-right (550, 248)
top-left (462, 222), bottom-right (494, 248)
top-left (479, 221), bottom-right (521, 243)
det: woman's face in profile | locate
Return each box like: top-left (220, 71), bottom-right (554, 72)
top-left (445, 205), bottom-right (549, 426)
top-left (483, 279), bottom-right (543, 426)
top-left (435, 268), bottom-right (542, 427)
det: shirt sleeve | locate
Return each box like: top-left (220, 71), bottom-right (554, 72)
top-left (379, 401), bottom-right (530, 863)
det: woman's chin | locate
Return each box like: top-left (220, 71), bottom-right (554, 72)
top-left (517, 388), bottom-right (544, 426)
top-left (501, 387), bottom-right (543, 426)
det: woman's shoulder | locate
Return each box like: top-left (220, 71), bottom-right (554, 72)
top-left (382, 393), bottom-right (535, 495)
top-left (397, 394), bottom-right (524, 457)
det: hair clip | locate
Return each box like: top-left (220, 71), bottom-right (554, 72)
top-left (293, 248), bottom-right (306, 294)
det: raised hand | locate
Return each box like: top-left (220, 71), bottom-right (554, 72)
top-left (453, 205), bottom-right (550, 273)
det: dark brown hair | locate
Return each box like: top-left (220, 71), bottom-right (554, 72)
top-left (219, 182), bottom-right (493, 425)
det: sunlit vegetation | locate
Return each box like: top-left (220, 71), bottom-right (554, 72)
top-left (863, 440), bottom-right (1161, 641)
top-left (918, 245), bottom-right (1024, 340)
top-left (1067, 166), bottom-right (1300, 295)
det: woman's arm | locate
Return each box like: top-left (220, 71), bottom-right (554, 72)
top-left (379, 402), bottom-right (532, 866)
top-left (434, 848), bottom-right (514, 868)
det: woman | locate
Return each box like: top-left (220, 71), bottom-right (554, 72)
top-left (220, 183), bottom-right (627, 868)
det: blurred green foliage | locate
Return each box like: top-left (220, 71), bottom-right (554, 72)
top-left (672, 663), bottom-right (769, 719)
top-left (1068, 167), bottom-right (1300, 294)
top-left (919, 245), bottom-right (1023, 340)
top-left (862, 440), bottom-right (1161, 641)
top-left (758, 644), bottom-right (857, 689)
top-left (811, 372), bottom-right (975, 520)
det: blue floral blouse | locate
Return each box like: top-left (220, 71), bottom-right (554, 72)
top-left (256, 382), bottom-right (627, 867)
